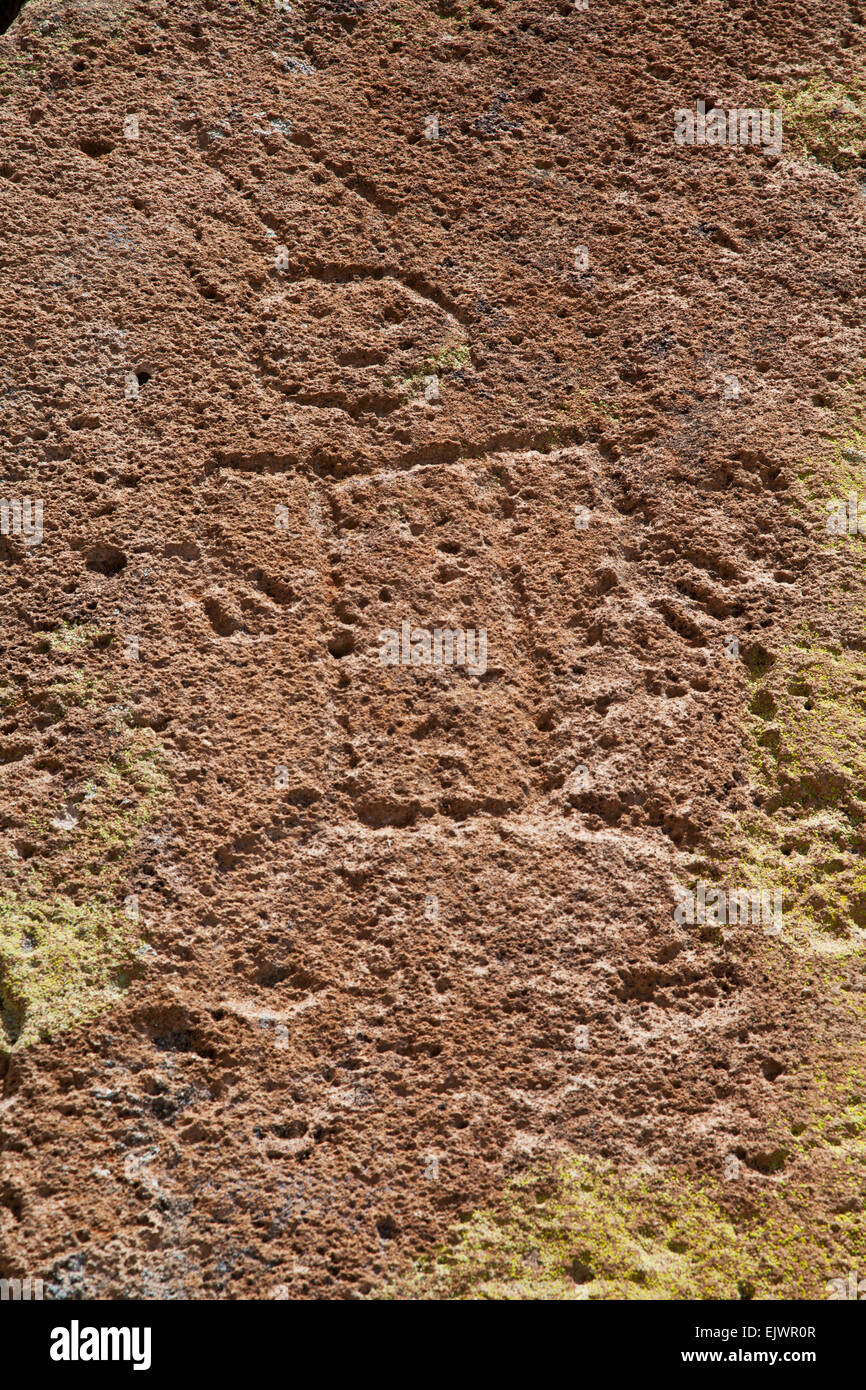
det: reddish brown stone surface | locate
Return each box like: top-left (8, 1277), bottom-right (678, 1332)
top-left (1, 0), bottom-right (865, 1299)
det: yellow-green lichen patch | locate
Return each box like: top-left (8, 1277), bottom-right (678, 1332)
top-left (764, 76), bottom-right (866, 172)
top-left (793, 1067), bottom-right (866, 1162)
top-left (0, 729), bottom-right (168, 1054)
top-left (552, 379), bottom-right (621, 430)
top-left (393, 338), bottom-right (471, 398)
top-left (717, 374), bottom-right (866, 954)
top-left (726, 338), bottom-right (866, 955)
top-left (0, 895), bottom-right (139, 1051)
top-left (38, 620), bottom-right (104, 654)
top-left (796, 429), bottom-right (866, 549)
top-left (48, 673), bottom-right (104, 716)
top-left (388, 1156), bottom-right (849, 1300)
top-left (708, 643), bottom-right (866, 951)
top-left (77, 733), bottom-right (168, 878)
top-left (731, 1041), bottom-right (866, 1161)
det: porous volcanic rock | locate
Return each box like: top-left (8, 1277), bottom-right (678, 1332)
top-left (1, 0), bottom-right (865, 1300)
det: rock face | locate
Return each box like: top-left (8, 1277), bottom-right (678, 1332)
top-left (0, 0), bottom-right (865, 1300)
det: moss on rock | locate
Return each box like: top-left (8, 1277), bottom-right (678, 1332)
top-left (699, 641), bottom-right (866, 952)
top-left (388, 1156), bottom-right (853, 1300)
top-left (0, 895), bottom-right (138, 1050)
top-left (0, 730), bottom-right (168, 1053)
top-left (765, 76), bottom-right (866, 172)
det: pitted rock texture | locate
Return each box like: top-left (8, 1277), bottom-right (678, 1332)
top-left (1, 0), bottom-right (866, 1299)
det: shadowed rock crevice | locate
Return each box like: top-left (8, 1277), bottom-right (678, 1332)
top-left (0, 1), bottom-right (24, 36)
